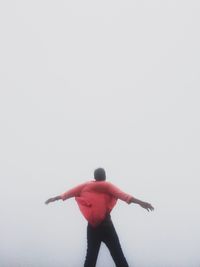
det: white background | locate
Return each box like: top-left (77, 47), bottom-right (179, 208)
top-left (0, 0), bottom-right (200, 266)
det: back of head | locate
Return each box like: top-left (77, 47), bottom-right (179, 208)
top-left (94, 168), bottom-right (106, 181)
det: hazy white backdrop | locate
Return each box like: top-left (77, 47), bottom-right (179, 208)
top-left (0, 0), bottom-right (200, 266)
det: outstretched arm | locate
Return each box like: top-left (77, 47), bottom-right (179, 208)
top-left (130, 197), bottom-right (154, 212)
top-left (45, 182), bottom-right (87, 205)
top-left (105, 182), bottom-right (154, 212)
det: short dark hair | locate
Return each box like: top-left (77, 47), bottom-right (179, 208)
top-left (94, 168), bottom-right (106, 181)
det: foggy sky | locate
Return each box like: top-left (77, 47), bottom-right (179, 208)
top-left (0, 0), bottom-right (200, 266)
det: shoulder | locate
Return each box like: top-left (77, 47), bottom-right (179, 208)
top-left (82, 181), bottom-right (111, 192)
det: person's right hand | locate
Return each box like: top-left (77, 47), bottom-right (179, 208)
top-left (140, 202), bottom-right (154, 212)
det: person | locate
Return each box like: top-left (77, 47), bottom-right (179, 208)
top-left (45, 168), bottom-right (154, 267)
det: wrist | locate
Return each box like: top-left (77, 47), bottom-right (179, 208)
top-left (131, 197), bottom-right (143, 205)
top-left (54, 196), bottom-right (61, 201)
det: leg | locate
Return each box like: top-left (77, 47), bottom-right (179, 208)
top-left (102, 221), bottom-right (129, 267)
top-left (84, 224), bottom-right (101, 267)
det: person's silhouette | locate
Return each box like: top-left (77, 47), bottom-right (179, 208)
top-left (45, 168), bottom-right (154, 267)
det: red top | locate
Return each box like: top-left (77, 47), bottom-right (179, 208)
top-left (60, 181), bottom-right (133, 227)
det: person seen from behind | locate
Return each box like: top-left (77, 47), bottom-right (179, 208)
top-left (45, 168), bottom-right (154, 267)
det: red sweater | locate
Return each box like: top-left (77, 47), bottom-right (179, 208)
top-left (60, 181), bottom-right (133, 227)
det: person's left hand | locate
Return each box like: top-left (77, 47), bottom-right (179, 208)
top-left (45, 198), bottom-right (54, 205)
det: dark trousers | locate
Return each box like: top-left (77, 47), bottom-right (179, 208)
top-left (84, 215), bottom-right (129, 267)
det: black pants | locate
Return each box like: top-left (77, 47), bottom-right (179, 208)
top-left (84, 215), bottom-right (129, 267)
